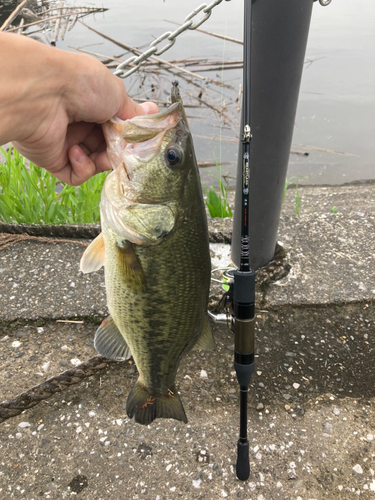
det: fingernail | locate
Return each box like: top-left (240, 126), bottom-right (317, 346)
top-left (140, 102), bottom-right (159, 115)
top-left (72, 146), bottom-right (85, 164)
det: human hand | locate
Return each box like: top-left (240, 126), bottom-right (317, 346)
top-left (0, 33), bottom-right (159, 185)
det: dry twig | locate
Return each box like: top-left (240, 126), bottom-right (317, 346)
top-left (164, 19), bottom-right (243, 45)
top-left (0, 0), bottom-right (28, 31)
top-left (0, 233), bottom-right (89, 252)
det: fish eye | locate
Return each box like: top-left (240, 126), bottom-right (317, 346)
top-left (165, 145), bottom-right (184, 168)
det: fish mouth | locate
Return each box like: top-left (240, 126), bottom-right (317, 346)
top-left (124, 130), bottom-right (166, 162)
top-left (121, 102), bottom-right (182, 143)
top-left (102, 102), bottom-right (182, 171)
top-left (104, 102), bottom-right (182, 145)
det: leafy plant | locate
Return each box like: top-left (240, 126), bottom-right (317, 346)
top-left (204, 162), bottom-right (232, 219)
top-left (294, 180), bottom-right (301, 216)
top-left (282, 175), bottom-right (307, 216)
top-left (331, 206), bottom-right (338, 214)
top-left (0, 146), bottom-right (107, 225)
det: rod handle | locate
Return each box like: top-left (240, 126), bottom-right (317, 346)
top-left (236, 439), bottom-right (250, 481)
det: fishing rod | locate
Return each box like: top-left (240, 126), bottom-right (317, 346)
top-left (231, 0), bottom-right (255, 481)
top-left (209, 0), bottom-right (254, 480)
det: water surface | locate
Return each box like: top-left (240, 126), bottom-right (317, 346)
top-left (57, 0), bottom-right (375, 185)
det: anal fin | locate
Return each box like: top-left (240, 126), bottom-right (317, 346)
top-left (126, 381), bottom-right (187, 426)
top-left (94, 315), bottom-right (131, 361)
top-left (80, 233), bottom-right (105, 273)
top-left (193, 317), bottom-right (215, 351)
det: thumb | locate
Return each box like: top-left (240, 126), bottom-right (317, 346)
top-left (117, 95), bottom-right (159, 120)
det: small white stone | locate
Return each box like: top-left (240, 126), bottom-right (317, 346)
top-left (70, 359), bottom-right (81, 366)
top-left (221, 491), bottom-right (228, 498)
top-left (11, 341), bottom-right (22, 348)
top-left (170, 487), bottom-right (176, 493)
top-left (352, 464), bottom-right (363, 474)
top-left (200, 370), bottom-right (208, 379)
top-left (70, 282), bottom-right (75, 287)
top-left (293, 383), bottom-right (300, 389)
top-left (166, 464), bottom-right (172, 472)
top-left (370, 480), bottom-right (375, 492)
top-left (276, 482), bottom-right (282, 488)
top-left (255, 453), bottom-right (262, 460)
top-left (116, 419), bottom-right (123, 426)
top-left (37, 327), bottom-right (44, 334)
top-left (88, 411), bottom-right (96, 417)
top-left (192, 479), bottom-right (201, 489)
top-left (37, 424), bottom-right (44, 431)
top-left (76, 426), bottom-right (82, 434)
top-left (41, 362), bottom-right (50, 372)
top-left (18, 422), bottom-right (31, 429)
top-left (15, 433), bottom-right (22, 439)
top-left (61, 345), bottom-right (69, 351)
top-left (366, 434), bottom-right (373, 441)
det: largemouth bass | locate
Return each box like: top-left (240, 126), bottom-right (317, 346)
top-left (80, 82), bottom-right (213, 425)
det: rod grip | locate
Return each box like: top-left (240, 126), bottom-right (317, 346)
top-left (236, 440), bottom-right (250, 481)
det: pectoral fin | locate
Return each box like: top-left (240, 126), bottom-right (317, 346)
top-left (193, 317), bottom-right (215, 351)
top-left (80, 233), bottom-right (105, 273)
top-left (94, 315), bottom-right (131, 361)
top-left (116, 240), bottom-right (146, 290)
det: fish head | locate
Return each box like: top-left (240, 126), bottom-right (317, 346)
top-left (100, 94), bottom-right (197, 245)
top-left (102, 101), bottom-right (193, 205)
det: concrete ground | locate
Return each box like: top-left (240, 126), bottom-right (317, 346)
top-left (0, 183), bottom-right (374, 499)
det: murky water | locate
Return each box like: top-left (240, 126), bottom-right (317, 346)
top-left (56, 0), bottom-right (374, 185)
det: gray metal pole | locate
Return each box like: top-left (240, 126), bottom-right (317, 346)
top-left (231, 0), bottom-right (314, 270)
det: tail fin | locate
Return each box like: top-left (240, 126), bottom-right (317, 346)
top-left (126, 380), bottom-right (187, 426)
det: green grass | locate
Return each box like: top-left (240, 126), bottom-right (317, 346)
top-left (204, 161), bottom-right (232, 219)
top-left (282, 175), bottom-right (307, 216)
top-left (0, 146), bottom-right (106, 225)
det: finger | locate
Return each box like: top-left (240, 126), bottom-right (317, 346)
top-left (117, 96), bottom-right (159, 120)
top-left (62, 145), bottom-right (110, 186)
top-left (66, 122), bottom-right (98, 150)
